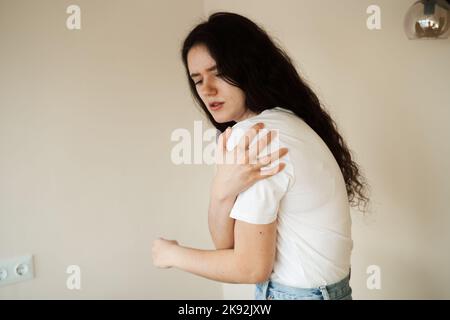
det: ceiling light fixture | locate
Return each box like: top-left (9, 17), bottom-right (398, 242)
top-left (404, 0), bottom-right (450, 39)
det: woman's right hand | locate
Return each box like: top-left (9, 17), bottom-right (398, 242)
top-left (211, 122), bottom-right (288, 201)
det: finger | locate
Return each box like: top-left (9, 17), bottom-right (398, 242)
top-left (223, 127), bottom-right (232, 149)
top-left (237, 122), bottom-right (264, 153)
top-left (217, 127), bottom-right (231, 151)
top-left (216, 128), bottom-right (231, 165)
top-left (255, 148), bottom-right (288, 169)
top-left (217, 131), bottom-right (225, 152)
top-left (248, 130), bottom-right (277, 163)
top-left (258, 162), bottom-right (286, 178)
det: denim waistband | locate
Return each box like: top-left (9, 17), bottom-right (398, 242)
top-left (256, 272), bottom-right (352, 300)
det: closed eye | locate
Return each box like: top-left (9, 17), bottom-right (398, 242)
top-left (194, 73), bottom-right (222, 86)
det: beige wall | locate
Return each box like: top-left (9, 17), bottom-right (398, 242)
top-left (1, 0), bottom-right (449, 299)
top-left (0, 0), bottom-right (221, 299)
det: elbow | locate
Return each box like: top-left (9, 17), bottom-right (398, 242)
top-left (249, 269), bottom-right (272, 284)
top-left (236, 253), bottom-right (274, 284)
top-left (243, 263), bottom-right (273, 284)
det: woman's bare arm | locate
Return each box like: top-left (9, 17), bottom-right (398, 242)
top-left (159, 220), bottom-right (277, 284)
top-left (207, 123), bottom-right (287, 250)
top-left (152, 124), bottom-right (285, 279)
top-left (208, 194), bottom-right (236, 250)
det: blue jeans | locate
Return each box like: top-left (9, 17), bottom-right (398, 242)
top-left (255, 273), bottom-right (352, 300)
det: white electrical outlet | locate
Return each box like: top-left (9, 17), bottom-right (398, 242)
top-left (0, 254), bottom-right (35, 287)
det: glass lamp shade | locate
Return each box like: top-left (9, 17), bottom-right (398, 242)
top-left (404, 0), bottom-right (450, 39)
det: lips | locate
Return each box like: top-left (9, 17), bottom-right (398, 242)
top-left (209, 102), bottom-right (224, 110)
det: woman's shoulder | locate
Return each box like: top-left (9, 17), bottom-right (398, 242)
top-left (243, 107), bottom-right (333, 163)
top-left (243, 107), bottom-right (311, 138)
top-left (236, 107), bottom-right (301, 128)
top-left (227, 108), bottom-right (295, 151)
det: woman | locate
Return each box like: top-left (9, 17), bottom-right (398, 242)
top-left (152, 12), bottom-right (369, 300)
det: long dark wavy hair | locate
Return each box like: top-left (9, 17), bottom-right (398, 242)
top-left (181, 12), bottom-right (370, 212)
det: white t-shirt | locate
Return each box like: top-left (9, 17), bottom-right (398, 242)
top-left (227, 107), bottom-right (353, 288)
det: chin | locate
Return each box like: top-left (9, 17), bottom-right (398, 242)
top-left (210, 112), bottom-right (233, 123)
top-left (213, 116), bottom-right (234, 123)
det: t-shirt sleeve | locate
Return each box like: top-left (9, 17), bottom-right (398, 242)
top-left (226, 121), bottom-right (293, 224)
top-left (230, 165), bottom-right (291, 224)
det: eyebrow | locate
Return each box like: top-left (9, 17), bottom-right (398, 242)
top-left (190, 65), bottom-right (217, 78)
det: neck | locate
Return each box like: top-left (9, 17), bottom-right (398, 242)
top-left (234, 109), bottom-right (259, 122)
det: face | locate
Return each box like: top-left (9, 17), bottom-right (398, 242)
top-left (187, 44), bottom-right (257, 123)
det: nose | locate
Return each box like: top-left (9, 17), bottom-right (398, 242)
top-left (199, 77), bottom-right (217, 97)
